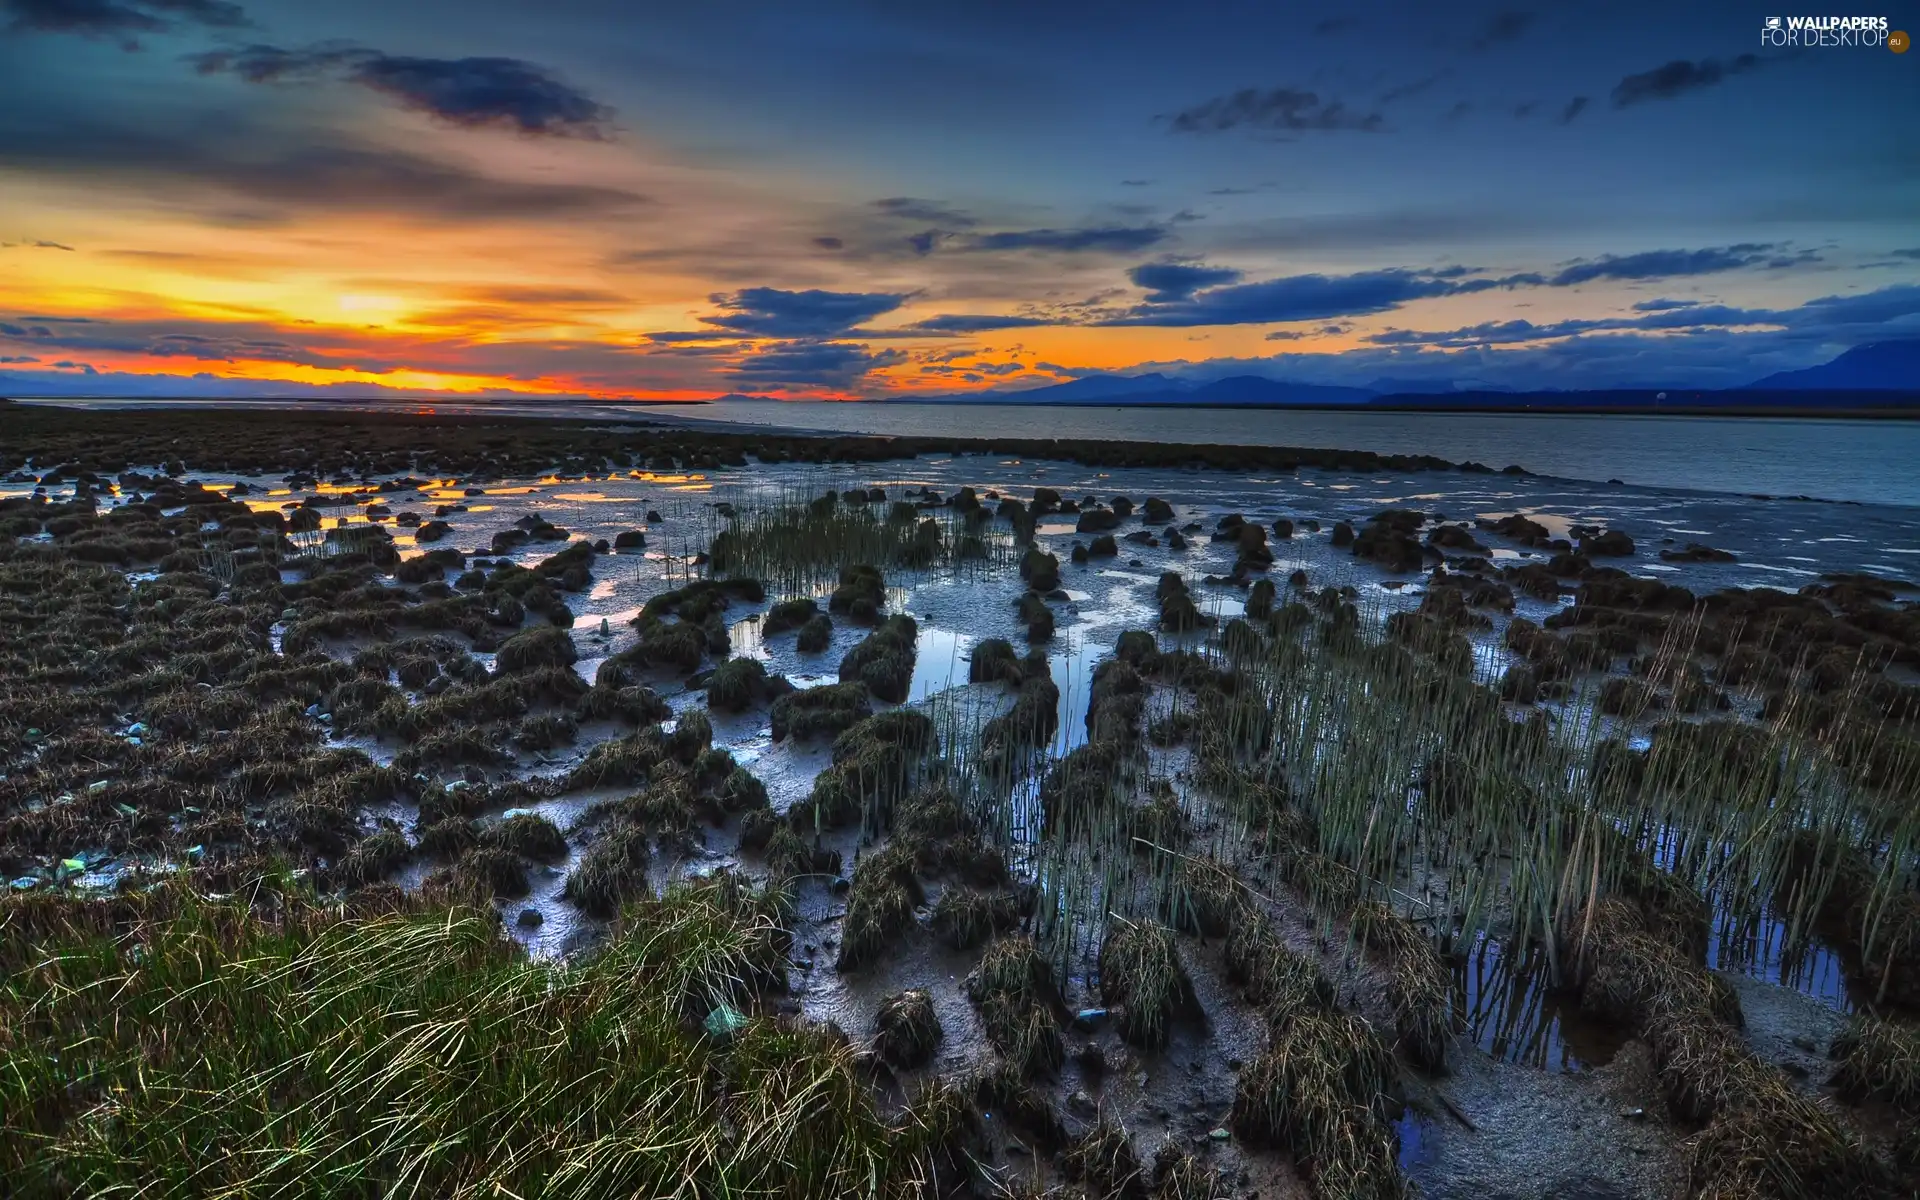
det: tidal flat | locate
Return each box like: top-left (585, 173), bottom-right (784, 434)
top-left (2, 406), bottom-right (1918, 1200)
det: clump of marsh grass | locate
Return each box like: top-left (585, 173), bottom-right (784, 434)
top-left (1062, 1117), bottom-right (1147, 1199)
top-left (836, 841), bottom-right (924, 971)
top-left (967, 935), bottom-right (1064, 1078)
top-left (1152, 1143), bottom-right (1231, 1200)
top-left (512, 710), bottom-right (579, 750)
top-left (1019, 547), bottom-right (1060, 592)
top-left (1349, 901), bottom-right (1453, 1070)
top-left (561, 822), bottom-right (651, 917)
top-left (705, 655), bottom-right (790, 712)
top-left (761, 824), bottom-right (840, 882)
top-left (1224, 907), bottom-right (1336, 1014)
top-left (445, 844), bottom-right (530, 899)
top-left (980, 662), bottom-right (1061, 776)
top-left (761, 595), bottom-right (819, 634)
top-left (874, 987), bottom-right (944, 1068)
top-left (1016, 591), bottom-right (1055, 643)
top-left (1157, 572), bottom-right (1211, 632)
top-left (335, 826), bottom-right (411, 888)
top-left (1099, 918), bottom-right (1197, 1050)
top-left (797, 611), bottom-right (834, 652)
top-left (1679, 1095), bottom-right (1897, 1200)
top-left (1160, 856), bottom-right (1244, 938)
top-left (787, 709), bottom-right (936, 836)
top-left (493, 623), bottom-right (577, 673)
top-left (1229, 1004), bottom-right (1403, 1200)
top-left (968, 636), bottom-right (1025, 685)
top-left (1828, 1016), bottom-right (1920, 1111)
top-left (840, 614), bottom-right (918, 703)
top-left (931, 886), bottom-right (1022, 950)
top-left (479, 812), bottom-right (568, 862)
top-left (770, 679), bottom-right (871, 741)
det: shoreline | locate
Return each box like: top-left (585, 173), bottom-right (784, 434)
top-left (12, 400), bottom-right (1920, 512)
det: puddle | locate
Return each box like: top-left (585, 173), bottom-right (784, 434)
top-left (1454, 935), bottom-right (1628, 1073)
top-left (908, 626), bottom-right (973, 702)
top-left (1395, 1109), bottom-right (1439, 1173)
top-left (1708, 911), bottom-right (1856, 1012)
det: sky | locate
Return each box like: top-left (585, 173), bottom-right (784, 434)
top-left (1, 0), bottom-right (1916, 401)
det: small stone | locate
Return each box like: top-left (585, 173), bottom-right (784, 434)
top-left (516, 908), bottom-right (543, 929)
top-left (1067, 1089), bottom-right (1096, 1115)
top-left (1208, 1128), bottom-right (1230, 1142)
top-left (1619, 1107), bottom-right (1646, 1121)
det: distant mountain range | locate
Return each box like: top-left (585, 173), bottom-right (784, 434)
top-left (817, 338), bottom-right (1920, 410)
top-left (1744, 340), bottom-right (1920, 390)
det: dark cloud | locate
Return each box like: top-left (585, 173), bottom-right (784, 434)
top-left (1557, 96), bottom-right (1589, 124)
top-left (0, 354), bottom-right (40, 363)
top-left (1357, 284), bottom-right (1920, 350)
top-left (1547, 244), bottom-right (1775, 286)
top-left (919, 359), bottom-right (1025, 376)
top-left (3, 0), bottom-right (244, 40)
top-left (1892, 248), bottom-right (1920, 260)
top-left (187, 42), bottom-right (360, 83)
top-left (812, 236), bottom-right (844, 250)
top-left (699, 287), bottom-right (908, 338)
top-left (1443, 100), bottom-right (1473, 120)
top-left (1511, 101), bottom-right (1538, 119)
top-left (193, 45), bottom-right (613, 137)
top-left (726, 339), bottom-right (906, 389)
top-left (1612, 55), bottom-right (1762, 108)
top-left (907, 314), bottom-right (1053, 332)
top-left (353, 55), bottom-right (611, 136)
top-left (1105, 267), bottom-right (1539, 327)
top-left (1167, 87), bottom-right (1382, 134)
top-left (1312, 16), bottom-right (1358, 34)
top-left (0, 104), bottom-right (649, 221)
top-left (0, 239), bottom-right (76, 250)
top-left (1470, 10), bottom-right (1534, 50)
top-left (907, 230), bottom-right (944, 256)
top-left (1127, 262), bottom-right (1244, 303)
top-left (964, 226), bottom-right (1167, 253)
top-left (871, 197), bottom-right (976, 227)
top-left (1120, 179), bottom-right (1153, 186)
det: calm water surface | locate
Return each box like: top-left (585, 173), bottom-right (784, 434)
top-left (649, 401), bottom-right (1920, 509)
